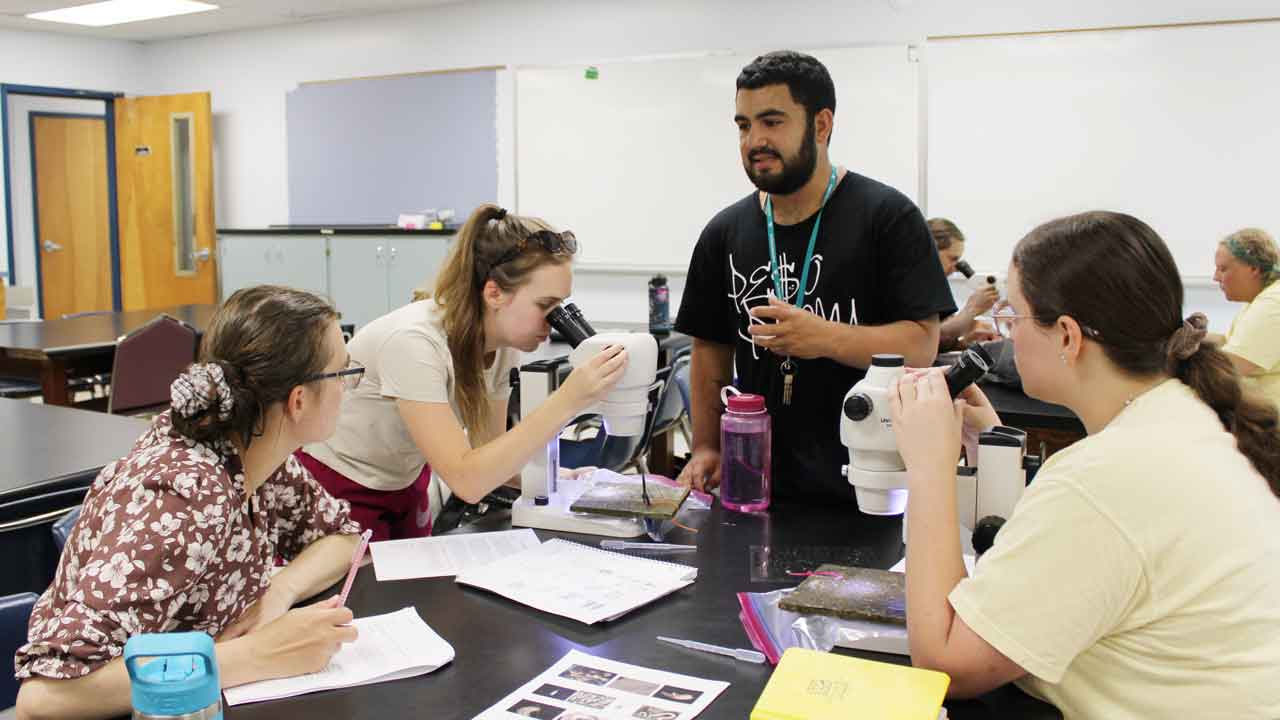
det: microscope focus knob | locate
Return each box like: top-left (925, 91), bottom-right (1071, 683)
top-left (843, 393), bottom-right (873, 422)
top-left (972, 515), bottom-right (1006, 557)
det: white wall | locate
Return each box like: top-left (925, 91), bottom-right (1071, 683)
top-left (0, 27), bottom-right (145, 290)
top-left (3, 1), bottom-right (1270, 322)
top-left (133, 0), bottom-right (1277, 323)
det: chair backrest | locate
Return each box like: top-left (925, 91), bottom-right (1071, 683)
top-left (108, 314), bottom-right (198, 414)
top-left (558, 370), bottom-right (670, 474)
top-left (659, 355), bottom-right (691, 430)
top-left (51, 506), bottom-right (82, 554)
top-left (616, 365), bottom-right (680, 473)
top-left (0, 592), bottom-right (38, 709)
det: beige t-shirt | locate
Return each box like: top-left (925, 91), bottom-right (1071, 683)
top-left (305, 299), bottom-right (518, 492)
top-left (949, 379), bottom-right (1280, 720)
top-left (1224, 279), bottom-right (1280, 409)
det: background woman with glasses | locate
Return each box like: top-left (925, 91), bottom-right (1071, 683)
top-left (887, 212), bottom-right (1280, 718)
top-left (297, 203), bottom-right (629, 541)
top-left (16, 285), bottom-right (365, 719)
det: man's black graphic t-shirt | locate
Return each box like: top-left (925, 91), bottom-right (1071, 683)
top-left (676, 171), bottom-right (956, 503)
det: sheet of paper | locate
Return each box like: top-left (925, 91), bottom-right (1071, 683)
top-left (475, 649), bottom-right (729, 720)
top-left (370, 528), bottom-right (540, 581)
top-left (456, 539), bottom-right (697, 625)
top-left (222, 606), bottom-right (453, 706)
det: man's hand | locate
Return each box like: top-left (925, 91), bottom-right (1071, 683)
top-left (747, 297), bottom-right (833, 359)
top-left (677, 448), bottom-right (721, 492)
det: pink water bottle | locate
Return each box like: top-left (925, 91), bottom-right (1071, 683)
top-left (719, 387), bottom-right (772, 513)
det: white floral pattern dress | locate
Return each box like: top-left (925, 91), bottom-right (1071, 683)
top-left (14, 411), bottom-right (362, 679)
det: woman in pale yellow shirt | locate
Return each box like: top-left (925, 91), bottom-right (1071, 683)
top-left (887, 212), bottom-right (1280, 719)
top-left (1213, 227), bottom-right (1280, 408)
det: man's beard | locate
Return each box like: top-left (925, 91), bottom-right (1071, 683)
top-left (744, 120), bottom-right (818, 195)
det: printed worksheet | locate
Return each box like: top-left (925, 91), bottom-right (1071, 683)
top-left (475, 649), bottom-right (729, 720)
top-left (222, 607), bottom-right (453, 705)
top-left (370, 528), bottom-right (541, 580)
top-left (455, 539), bottom-right (697, 624)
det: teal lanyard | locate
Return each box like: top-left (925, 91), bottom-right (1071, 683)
top-left (765, 165), bottom-right (839, 307)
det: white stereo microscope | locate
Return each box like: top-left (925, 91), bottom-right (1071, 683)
top-left (955, 259), bottom-right (1005, 299)
top-left (510, 303), bottom-right (659, 537)
top-left (840, 346), bottom-right (1038, 553)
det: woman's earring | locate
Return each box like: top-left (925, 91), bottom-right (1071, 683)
top-left (1059, 353), bottom-right (1067, 364)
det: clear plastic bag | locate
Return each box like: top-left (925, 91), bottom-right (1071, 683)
top-left (737, 587), bottom-right (909, 665)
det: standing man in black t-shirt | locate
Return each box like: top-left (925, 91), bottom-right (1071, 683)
top-left (674, 51), bottom-right (956, 504)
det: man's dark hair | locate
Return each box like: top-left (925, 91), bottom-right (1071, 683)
top-left (737, 50), bottom-right (837, 131)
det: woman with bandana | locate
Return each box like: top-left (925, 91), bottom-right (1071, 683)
top-left (1212, 227), bottom-right (1280, 409)
top-left (15, 286), bottom-right (365, 720)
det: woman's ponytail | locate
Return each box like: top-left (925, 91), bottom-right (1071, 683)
top-left (1167, 316), bottom-right (1280, 496)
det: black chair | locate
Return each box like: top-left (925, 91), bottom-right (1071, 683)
top-left (0, 592), bottom-right (37, 709)
top-left (51, 506), bottom-right (81, 554)
top-left (560, 366), bottom-right (679, 475)
top-left (663, 354), bottom-right (692, 448)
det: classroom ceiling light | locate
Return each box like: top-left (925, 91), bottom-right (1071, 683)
top-left (26, 0), bottom-right (219, 27)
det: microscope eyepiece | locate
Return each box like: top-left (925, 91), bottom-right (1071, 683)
top-left (944, 343), bottom-right (993, 398)
top-left (954, 259), bottom-right (976, 278)
top-left (546, 302), bottom-right (597, 348)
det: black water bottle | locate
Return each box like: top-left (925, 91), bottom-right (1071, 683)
top-left (648, 275), bottom-right (671, 334)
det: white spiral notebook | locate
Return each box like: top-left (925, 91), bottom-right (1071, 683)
top-left (455, 538), bottom-right (697, 624)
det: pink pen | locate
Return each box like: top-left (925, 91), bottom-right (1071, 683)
top-left (337, 529), bottom-right (373, 609)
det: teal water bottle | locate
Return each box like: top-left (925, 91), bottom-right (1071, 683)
top-left (124, 632), bottom-right (222, 720)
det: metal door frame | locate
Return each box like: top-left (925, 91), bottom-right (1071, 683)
top-left (1, 84), bottom-right (122, 315)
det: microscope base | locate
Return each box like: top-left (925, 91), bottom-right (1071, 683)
top-left (510, 496), bottom-right (647, 538)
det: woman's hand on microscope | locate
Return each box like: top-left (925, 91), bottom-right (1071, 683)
top-left (560, 345), bottom-right (629, 411)
top-left (888, 368), bottom-right (966, 484)
top-left (896, 368), bottom-right (1002, 476)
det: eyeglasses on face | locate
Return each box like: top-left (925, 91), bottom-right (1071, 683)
top-left (486, 230), bottom-right (578, 276)
top-left (990, 303), bottom-right (1102, 340)
top-left (305, 360), bottom-right (365, 390)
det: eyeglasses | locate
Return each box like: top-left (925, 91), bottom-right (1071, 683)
top-left (990, 303), bottom-right (1102, 340)
top-left (990, 303), bottom-right (1031, 338)
top-left (305, 360), bottom-right (365, 390)
top-left (486, 230), bottom-right (578, 276)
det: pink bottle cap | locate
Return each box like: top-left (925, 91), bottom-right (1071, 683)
top-left (726, 393), bottom-right (765, 413)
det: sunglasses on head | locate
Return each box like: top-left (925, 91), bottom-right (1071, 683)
top-left (485, 230), bottom-right (578, 276)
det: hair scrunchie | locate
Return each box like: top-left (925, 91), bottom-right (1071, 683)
top-left (493, 207), bottom-right (508, 221)
top-left (1167, 313), bottom-right (1209, 362)
top-left (170, 363), bottom-right (234, 421)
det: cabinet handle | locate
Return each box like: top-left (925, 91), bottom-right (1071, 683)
top-left (389, 246), bottom-right (398, 265)
top-left (376, 245), bottom-right (384, 266)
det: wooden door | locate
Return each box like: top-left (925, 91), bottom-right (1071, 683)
top-left (115, 93), bottom-right (216, 310)
top-left (33, 115), bottom-right (113, 319)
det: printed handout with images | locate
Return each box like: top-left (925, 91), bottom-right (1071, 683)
top-left (475, 649), bottom-right (729, 720)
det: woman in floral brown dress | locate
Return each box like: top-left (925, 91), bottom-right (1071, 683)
top-left (15, 285), bottom-right (367, 720)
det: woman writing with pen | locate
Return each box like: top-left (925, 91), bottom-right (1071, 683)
top-left (15, 286), bottom-right (365, 720)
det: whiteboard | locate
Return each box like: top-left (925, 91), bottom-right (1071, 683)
top-left (516, 46), bottom-right (920, 270)
top-left (927, 22), bottom-right (1280, 280)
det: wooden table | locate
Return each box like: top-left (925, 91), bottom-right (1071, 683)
top-left (0, 304), bottom-right (217, 405)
